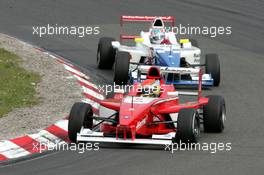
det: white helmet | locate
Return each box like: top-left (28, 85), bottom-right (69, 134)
top-left (150, 28), bottom-right (165, 44)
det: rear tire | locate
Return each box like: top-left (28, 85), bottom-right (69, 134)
top-left (113, 51), bottom-right (130, 85)
top-left (205, 54), bottom-right (220, 86)
top-left (68, 102), bottom-right (93, 142)
top-left (97, 37), bottom-right (116, 69)
top-left (203, 95), bottom-right (226, 133)
top-left (175, 108), bottom-right (200, 143)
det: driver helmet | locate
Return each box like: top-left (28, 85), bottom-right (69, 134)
top-left (140, 80), bottom-right (162, 97)
top-left (150, 28), bottom-right (165, 44)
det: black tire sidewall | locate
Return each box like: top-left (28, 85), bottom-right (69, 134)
top-left (203, 95), bottom-right (225, 133)
top-left (68, 103), bottom-right (93, 142)
top-left (97, 37), bottom-right (116, 69)
top-left (113, 51), bottom-right (130, 85)
top-left (205, 53), bottom-right (220, 86)
top-left (175, 108), bottom-right (200, 143)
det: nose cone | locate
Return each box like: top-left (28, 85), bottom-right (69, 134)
top-left (119, 104), bottom-right (146, 126)
top-left (156, 51), bottom-right (181, 67)
top-left (119, 96), bottom-right (155, 126)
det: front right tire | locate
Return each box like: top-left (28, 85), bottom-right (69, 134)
top-left (203, 95), bottom-right (226, 133)
top-left (205, 53), bottom-right (220, 86)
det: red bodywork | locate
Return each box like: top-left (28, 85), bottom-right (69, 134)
top-left (99, 67), bottom-right (208, 140)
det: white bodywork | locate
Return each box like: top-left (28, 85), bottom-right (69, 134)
top-left (112, 31), bottom-right (201, 66)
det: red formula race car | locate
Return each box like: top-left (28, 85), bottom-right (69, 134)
top-left (68, 67), bottom-right (226, 145)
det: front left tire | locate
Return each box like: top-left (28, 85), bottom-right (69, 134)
top-left (113, 51), bottom-right (130, 85)
top-left (97, 37), bottom-right (116, 69)
top-left (68, 102), bottom-right (93, 142)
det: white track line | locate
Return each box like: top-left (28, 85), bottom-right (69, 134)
top-left (82, 98), bottom-right (100, 109)
top-left (54, 120), bottom-right (68, 132)
top-left (38, 130), bottom-right (67, 145)
top-left (82, 86), bottom-right (104, 100)
top-left (29, 133), bottom-right (57, 148)
top-left (0, 140), bottom-right (30, 159)
top-left (63, 64), bottom-right (89, 79)
top-left (74, 74), bottom-right (99, 90)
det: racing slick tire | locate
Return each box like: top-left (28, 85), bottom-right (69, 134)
top-left (113, 51), bottom-right (130, 85)
top-left (189, 39), bottom-right (198, 47)
top-left (205, 53), bottom-right (220, 86)
top-left (97, 37), bottom-right (116, 69)
top-left (203, 95), bottom-right (226, 133)
top-left (68, 102), bottom-right (94, 142)
top-left (175, 108), bottom-right (200, 143)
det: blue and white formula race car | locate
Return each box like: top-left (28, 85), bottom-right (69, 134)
top-left (96, 16), bottom-right (220, 87)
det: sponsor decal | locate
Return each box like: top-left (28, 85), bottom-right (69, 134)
top-left (136, 117), bottom-right (147, 130)
top-left (124, 96), bottom-right (156, 104)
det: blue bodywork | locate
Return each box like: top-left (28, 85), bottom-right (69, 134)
top-left (155, 48), bottom-right (181, 67)
top-left (131, 47), bottom-right (213, 86)
top-left (155, 48), bottom-right (213, 86)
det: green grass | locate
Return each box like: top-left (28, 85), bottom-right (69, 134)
top-left (0, 48), bottom-right (41, 117)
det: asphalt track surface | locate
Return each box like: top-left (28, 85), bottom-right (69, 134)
top-left (0, 0), bottom-right (264, 174)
